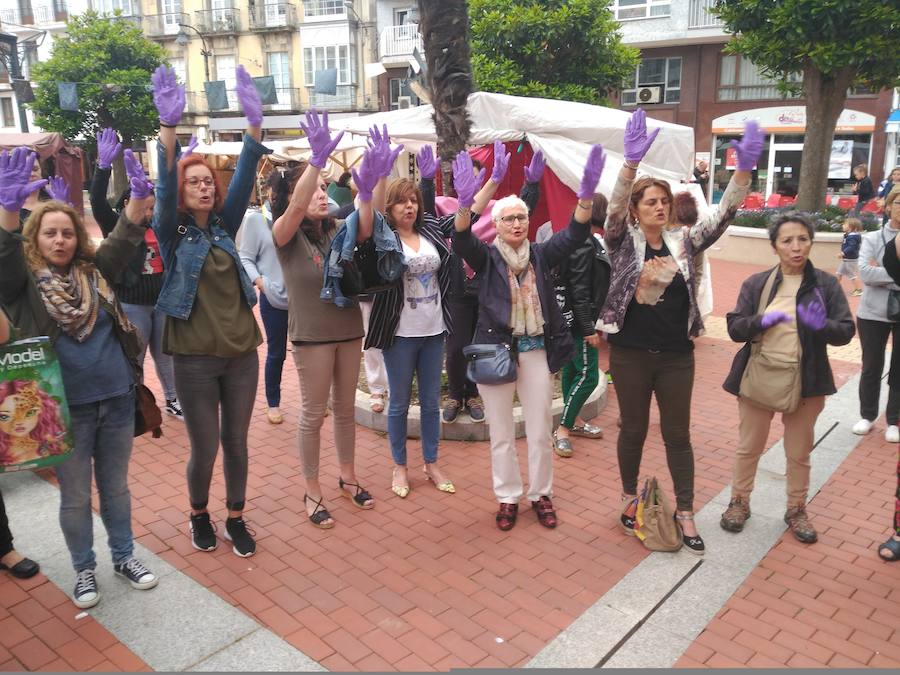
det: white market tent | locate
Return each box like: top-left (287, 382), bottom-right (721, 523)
top-left (327, 91), bottom-right (696, 196)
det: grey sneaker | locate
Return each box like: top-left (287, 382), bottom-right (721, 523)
top-left (465, 397), bottom-right (485, 422)
top-left (720, 496), bottom-right (751, 532)
top-left (73, 569), bottom-right (100, 609)
top-left (442, 398), bottom-right (462, 423)
top-left (114, 557), bottom-right (159, 590)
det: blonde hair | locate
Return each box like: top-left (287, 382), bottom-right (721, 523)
top-left (843, 217), bottom-right (863, 232)
top-left (22, 201), bottom-right (96, 272)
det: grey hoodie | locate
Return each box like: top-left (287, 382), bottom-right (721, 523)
top-left (857, 225), bottom-right (900, 322)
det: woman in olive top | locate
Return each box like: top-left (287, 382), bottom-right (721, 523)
top-left (150, 65), bottom-right (271, 557)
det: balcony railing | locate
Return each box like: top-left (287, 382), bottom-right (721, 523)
top-left (307, 85), bottom-right (356, 110)
top-left (0, 8), bottom-right (21, 23)
top-left (302, 0), bottom-right (345, 18)
top-left (688, 0), bottom-right (724, 28)
top-left (184, 88), bottom-right (300, 114)
top-left (379, 23), bottom-right (422, 60)
top-left (33, 5), bottom-right (54, 22)
top-left (266, 87), bottom-right (300, 111)
top-left (145, 13), bottom-right (188, 37)
top-left (195, 8), bottom-right (240, 34)
top-left (249, 3), bottom-right (297, 30)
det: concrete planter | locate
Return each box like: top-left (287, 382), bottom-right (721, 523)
top-left (706, 225), bottom-right (843, 269)
top-left (355, 375), bottom-right (608, 442)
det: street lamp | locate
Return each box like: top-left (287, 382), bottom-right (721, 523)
top-left (176, 23), bottom-right (211, 83)
top-left (343, 0), bottom-right (372, 110)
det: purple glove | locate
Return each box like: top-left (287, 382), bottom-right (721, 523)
top-left (300, 109), bottom-right (343, 169)
top-left (151, 65), bottom-right (185, 126)
top-left (578, 145), bottom-right (606, 200)
top-left (490, 140), bottom-right (510, 184)
top-left (453, 151), bottom-right (484, 209)
top-left (760, 310), bottom-right (791, 330)
top-left (182, 135), bottom-right (199, 158)
top-left (0, 148), bottom-right (47, 212)
top-left (524, 150), bottom-right (546, 183)
top-left (730, 120), bottom-right (765, 172)
top-left (797, 294), bottom-right (827, 332)
top-left (367, 124), bottom-right (403, 178)
top-left (416, 145), bottom-right (437, 180)
top-left (96, 127), bottom-right (122, 169)
top-left (47, 175), bottom-right (70, 205)
top-left (235, 65), bottom-right (263, 127)
top-left (351, 151), bottom-right (380, 203)
top-left (623, 108), bottom-right (661, 164)
top-left (124, 149), bottom-right (153, 200)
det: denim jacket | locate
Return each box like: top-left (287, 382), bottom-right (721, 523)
top-left (153, 134), bottom-right (272, 320)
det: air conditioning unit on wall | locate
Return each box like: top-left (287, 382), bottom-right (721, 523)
top-left (397, 95), bottom-right (412, 109)
top-left (637, 85), bottom-right (663, 104)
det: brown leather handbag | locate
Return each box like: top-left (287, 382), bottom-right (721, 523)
top-left (134, 383), bottom-right (162, 438)
top-left (634, 477), bottom-right (683, 552)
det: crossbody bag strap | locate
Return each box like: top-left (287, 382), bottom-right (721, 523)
top-left (751, 266), bottom-right (780, 346)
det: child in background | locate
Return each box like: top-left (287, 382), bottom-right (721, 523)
top-left (837, 217), bottom-right (863, 296)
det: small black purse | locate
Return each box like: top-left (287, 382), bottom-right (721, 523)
top-left (339, 240), bottom-right (398, 297)
top-left (463, 343), bottom-right (518, 385)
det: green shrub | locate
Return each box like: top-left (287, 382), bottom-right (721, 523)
top-left (733, 207), bottom-right (882, 233)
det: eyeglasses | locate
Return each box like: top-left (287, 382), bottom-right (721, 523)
top-left (184, 176), bottom-right (215, 188)
top-left (499, 213), bottom-right (529, 225)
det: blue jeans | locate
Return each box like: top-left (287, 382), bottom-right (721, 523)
top-left (56, 390), bottom-right (136, 572)
top-left (122, 302), bottom-right (176, 401)
top-left (382, 334), bottom-right (444, 465)
top-left (258, 293), bottom-right (288, 408)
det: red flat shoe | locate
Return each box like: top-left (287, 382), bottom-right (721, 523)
top-left (496, 503), bottom-right (518, 531)
top-left (531, 496), bottom-right (558, 528)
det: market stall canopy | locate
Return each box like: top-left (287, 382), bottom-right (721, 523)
top-left (327, 91), bottom-right (695, 194)
top-left (0, 132), bottom-right (84, 214)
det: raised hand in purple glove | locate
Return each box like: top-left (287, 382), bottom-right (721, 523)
top-left (0, 148), bottom-right (47, 212)
top-left (760, 310), bottom-right (791, 330)
top-left (96, 127), bottom-right (122, 169)
top-left (578, 145), bottom-right (606, 200)
top-left (300, 109), bottom-right (343, 169)
top-left (524, 150), bottom-right (546, 184)
top-left (151, 65), bottom-right (185, 126)
top-left (124, 149), bottom-right (153, 200)
top-left (367, 124), bottom-right (403, 177)
top-left (235, 65), bottom-right (263, 127)
top-left (453, 151), bottom-right (484, 209)
top-left (491, 140), bottom-right (510, 184)
top-left (623, 108), bottom-right (661, 164)
top-left (47, 175), bottom-right (70, 205)
top-left (416, 145), bottom-right (437, 180)
top-left (351, 151), bottom-right (380, 203)
top-left (730, 120), bottom-right (765, 172)
top-left (796, 293), bottom-right (827, 331)
top-left (182, 135), bottom-right (199, 158)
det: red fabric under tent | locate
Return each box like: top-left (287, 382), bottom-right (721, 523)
top-left (0, 133), bottom-right (85, 215)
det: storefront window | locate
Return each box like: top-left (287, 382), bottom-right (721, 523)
top-left (711, 134), bottom-right (769, 203)
top-left (827, 134), bottom-right (871, 193)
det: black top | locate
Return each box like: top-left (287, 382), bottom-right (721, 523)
top-left (608, 241), bottom-right (693, 352)
top-left (856, 176), bottom-right (875, 204)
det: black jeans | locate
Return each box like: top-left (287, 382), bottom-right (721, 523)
top-left (609, 345), bottom-right (696, 512)
top-left (0, 490), bottom-right (13, 557)
top-left (857, 317), bottom-right (900, 424)
top-left (446, 294), bottom-right (479, 402)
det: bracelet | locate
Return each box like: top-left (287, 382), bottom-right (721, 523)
top-left (457, 206), bottom-right (472, 215)
top-left (577, 199), bottom-right (592, 210)
top-left (159, 121), bottom-right (177, 128)
top-left (624, 161), bottom-right (639, 171)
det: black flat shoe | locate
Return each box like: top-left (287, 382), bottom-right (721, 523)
top-left (0, 557), bottom-right (40, 579)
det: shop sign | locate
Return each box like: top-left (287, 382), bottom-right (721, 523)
top-left (712, 106), bottom-right (875, 134)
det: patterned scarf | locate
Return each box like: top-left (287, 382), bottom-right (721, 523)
top-left (493, 238), bottom-right (545, 337)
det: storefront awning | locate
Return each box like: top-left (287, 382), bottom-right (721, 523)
top-left (712, 106), bottom-right (876, 134)
top-left (886, 109), bottom-right (900, 133)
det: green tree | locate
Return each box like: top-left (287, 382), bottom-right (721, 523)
top-left (29, 11), bottom-right (167, 192)
top-left (713, 0), bottom-right (900, 212)
top-left (469, 0), bottom-right (638, 106)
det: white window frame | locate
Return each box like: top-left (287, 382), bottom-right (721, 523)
top-left (0, 98), bottom-right (15, 128)
top-left (620, 56), bottom-right (681, 106)
top-left (612, 0), bottom-right (670, 21)
top-left (302, 0), bottom-right (345, 18)
top-left (303, 45), bottom-right (354, 87)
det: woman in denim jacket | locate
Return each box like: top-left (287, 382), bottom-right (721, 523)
top-left (150, 66), bottom-right (271, 558)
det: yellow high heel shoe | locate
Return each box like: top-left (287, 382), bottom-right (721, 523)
top-left (391, 466), bottom-right (410, 499)
top-left (423, 465), bottom-right (455, 494)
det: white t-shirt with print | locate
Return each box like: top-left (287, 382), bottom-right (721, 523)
top-left (396, 236), bottom-right (445, 338)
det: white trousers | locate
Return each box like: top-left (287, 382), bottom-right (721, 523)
top-left (479, 349), bottom-right (554, 503)
top-left (360, 299), bottom-right (388, 395)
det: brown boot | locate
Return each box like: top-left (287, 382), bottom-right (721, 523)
top-left (720, 496), bottom-right (751, 533)
top-left (784, 504), bottom-right (817, 543)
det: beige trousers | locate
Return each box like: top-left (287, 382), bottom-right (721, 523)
top-left (292, 338), bottom-right (362, 479)
top-left (479, 349), bottom-right (554, 503)
top-left (732, 395), bottom-right (825, 506)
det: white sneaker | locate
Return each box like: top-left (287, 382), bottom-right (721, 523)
top-left (886, 425), bottom-right (900, 443)
top-left (852, 419), bottom-right (874, 435)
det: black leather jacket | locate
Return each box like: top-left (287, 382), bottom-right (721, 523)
top-left (556, 235), bottom-right (611, 338)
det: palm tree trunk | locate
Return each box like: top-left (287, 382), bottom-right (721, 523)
top-left (417, 0), bottom-right (474, 195)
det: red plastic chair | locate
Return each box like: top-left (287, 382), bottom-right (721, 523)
top-left (741, 193), bottom-right (763, 209)
top-left (765, 193), bottom-right (781, 208)
top-left (837, 196), bottom-right (856, 210)
top-left (779, 195), bottom-right (796, 207)
top-left (860, 199), bottom-right (881, 214)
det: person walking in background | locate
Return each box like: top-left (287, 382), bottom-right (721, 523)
top-left (151, 65), bottom-right (270, 557)
top-left (552, 194), bottom-right (611, 457)
top-left (721, 214), bottom-right (855, 543)
top-left (835, 217), bottom-right (863, 296)
top-left (852, 164), bottom-right (875, 214)
top-left (239, 171), bottom-right (290, 425)
top-left (89, 127), bottom-right (183, 421)
top-left (852, 190), bottom-right (900, 443)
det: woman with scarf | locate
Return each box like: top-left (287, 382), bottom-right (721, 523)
top-left (451, 145), bottom-right (606, 531)
top-left (0, 147), bottom-right (158, 608)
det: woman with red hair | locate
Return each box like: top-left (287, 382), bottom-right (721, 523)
top-left (150, 65), bottom-right (271, 557)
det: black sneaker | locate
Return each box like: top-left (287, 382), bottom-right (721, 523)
top-left (465, 397), bottom-right (485, 422)
top-left (442, 399), bottom-right (462, 423)
top-left (190, 512), bottom-right (218, 552)
top-left (225, 517), bottom-right (256, 557)
top-left (165, 398), bottom-right (184, 420)
top-left (73, 569), bottom-right (100, 609)
top-left (114, 557), bottom-right (159, 590)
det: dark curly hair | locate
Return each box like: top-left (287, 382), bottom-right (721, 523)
top-left (267, 162), bottom-right (334, 242)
